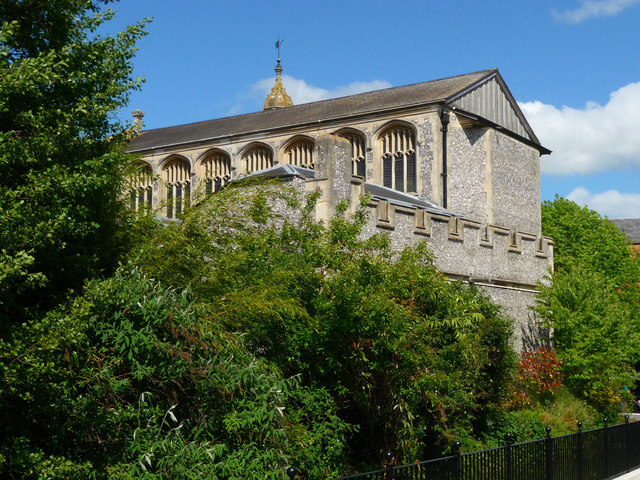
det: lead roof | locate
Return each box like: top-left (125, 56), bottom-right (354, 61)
top-left (237, 165), bottom-right (454, 217)
top-left (127, 69), bottom-right (541, 153)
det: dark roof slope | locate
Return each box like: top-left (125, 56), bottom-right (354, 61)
top-left (235, 166), bottom-right (453, 217)
top-left (238, 164), bottom-right (315, 180)
top-left (364, 183), bottom-right (453, 216)
top-left (127, 69), bottom-right (502, 152)
top-left (610, 218), bottom-right (640, 244)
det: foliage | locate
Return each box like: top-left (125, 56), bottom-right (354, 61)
top-left (132, 181), bottom-right (518, 466)
top-left (538, 197), bottom-right (640, 412)
top-left (0, 266), bottom-right (352, 479)
top-left (3, 178), bottom-right (617, 476)
top-left (480, 383), bottom-right (599, 449)
top-left (541, 196), bottom-right (640, 284)
top-left (0, 0), bottom-right (148, 323)
top-left (517, 347), bottom-right (565, 402)
top-left (536, 263), bottom-right (639, 410)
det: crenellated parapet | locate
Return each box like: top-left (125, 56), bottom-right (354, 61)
top-left (366, 197), bottom-right (553, 288)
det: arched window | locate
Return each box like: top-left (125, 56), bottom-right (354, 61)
top-left (283, 138), bottom-right (314, 169)
top-left (337, 130), bottom-right (366, 178)
top-left (242, 144), bottom-right (273, 174)
top-left (379, 125), bottom-right (416, 193)
top-left (163, 157), bottom-right (191, 218)
top-left (129, 163), bottom-right (153, 211)
top-left (200, 150), bottom-right (230, 195)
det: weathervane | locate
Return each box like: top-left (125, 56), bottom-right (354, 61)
top-left (275, 36), bottom-right (283, 62)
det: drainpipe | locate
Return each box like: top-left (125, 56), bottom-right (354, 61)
top-left (439, 107), bottom-right (450, 209)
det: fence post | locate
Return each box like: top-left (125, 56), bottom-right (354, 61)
top-left (626, 414), bottom-right (631, 472)
top-left (604, 417), bottom-right (610, 479)
top-left (545, 426), bottom-right (554, 480)
top-left (385, 451), bottom-right (394, 480)
top-left (505, 433), bottom-right (513, 480)
top-left (454, 440), bottom-right (462, 480)
top-left (577, 421), bottom-right (584, 480)
top-left (286, 466), bottom-right (298, 479)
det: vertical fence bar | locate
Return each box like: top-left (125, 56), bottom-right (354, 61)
top-left (577, 422), bottom-right (583, 480)
top-left (545, 427), bottom-right (554, 480)
top-left (625, 414), bottom-right (631, 472)
top-left (384, 451), bottom-right (394, 480)
top-left (505, 433), bottom-right (513, 480)
top-left (454, 441), bottom-right (461, 480)
top-left (604, 418), bottom-right (610, 479)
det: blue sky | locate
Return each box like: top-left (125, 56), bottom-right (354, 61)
top-left (105, 0), bottom-right (640, 218)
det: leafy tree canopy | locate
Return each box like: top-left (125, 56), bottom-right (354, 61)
top-left (537, 196), bottom-right (640, 411)
top-left (541, 195), bottom-right (640, 285)
top-left (0, 0), bottom-right (147, 323)
top-left (0, 265), bottom-right (352, 479)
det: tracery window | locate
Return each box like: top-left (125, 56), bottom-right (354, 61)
top-left (163, 157), bottom-right (191, 218)
top-left (201, 150), bottom-right (231, 195)
top-left (337, 130), bottom-right (366, 178)
top-left (283, 138), bottom-right (314, 169)
top-left (242, 145), bottom-right (273, 174)
top-left (129, 163), bottom-right (153, 211)
top-left (379, 125), bottom-right (416, 193)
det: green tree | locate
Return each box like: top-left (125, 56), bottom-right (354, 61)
top-left (541, 195), bottom-right (640, 285)
top-left (536, 263), bottom-right (638, 409)
top-left (537, 197), bottom-right (640, 411)
top-left (133, 182), bottom-right (518, 465)
top-left (0, 0), bottom-right (147, 323)
top-left (0, 266), bottom-right (352, 479)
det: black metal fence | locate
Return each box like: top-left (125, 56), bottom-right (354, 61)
top-left (287, 416), bottom-right (640, 480)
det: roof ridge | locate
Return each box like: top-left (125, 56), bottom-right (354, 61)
top-left (136, 69), bottom-right (498, 134)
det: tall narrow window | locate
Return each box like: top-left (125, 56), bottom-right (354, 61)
top-left (129, 163), bottom-right (153, 212)
top-left (379, 126), bottom-right (416, 193)
top-left (283, 138), bottom-right (314, 169)
top-left (201, 150), bottom-right (231, 195)
top-left (163, 158), bottom-right (191, 218)
top-left (337, 130), bottom-right (366, 178)
top-left (242, 145), bottom-right (273, 174)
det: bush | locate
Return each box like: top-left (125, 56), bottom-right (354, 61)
top-left (132, 183), bottom-right (518, 466)
top-left (0, 266), bottom-right (352, 479)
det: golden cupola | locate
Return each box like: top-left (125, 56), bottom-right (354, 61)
top-left (263, 58), bottom-right (293, 110)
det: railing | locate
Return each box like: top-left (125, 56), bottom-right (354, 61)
top-left (286, 416), bottom-right (640, 480)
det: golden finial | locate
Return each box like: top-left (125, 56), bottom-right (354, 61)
top-left (264, 36), bottom-right (293, 110)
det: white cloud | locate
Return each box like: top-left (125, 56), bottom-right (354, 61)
top-left (567, 187), bottom-right (640, 218)
top-left (552, 0), bottom-right (640, 23)
top-left (519, 82), bottom-right (640, 175)
top-left (250, 75), bottom-right (392, 105)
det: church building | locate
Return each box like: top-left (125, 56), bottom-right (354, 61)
top-left (126, 61), bottom-right (554, 347)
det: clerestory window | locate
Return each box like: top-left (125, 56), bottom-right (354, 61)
top-left (337, 130), bottom-right (366, 178)
top-left (129, 163), bottom-right (153, 212)
top-left (201, 150), bottom-right (231, 195)
top-left (163, 157), bottom-right (191, 218)
top-left (379, 125), bottom-right (416, 193)
top-left (242, 145), bottom-right (273, 174)
top-left (283, 138), bottom-right (314, 169)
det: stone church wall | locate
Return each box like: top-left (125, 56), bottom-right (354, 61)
top-left (132, 116), bottom-right (551, 350)
top-left (490, 131), bottom-right (541, 235)
top-left (446, 118), bottom-right (542, 235)
top-left (358, 199), bottom-right (552, 349)
top-left (309, 134), bottom-right (552, 349)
